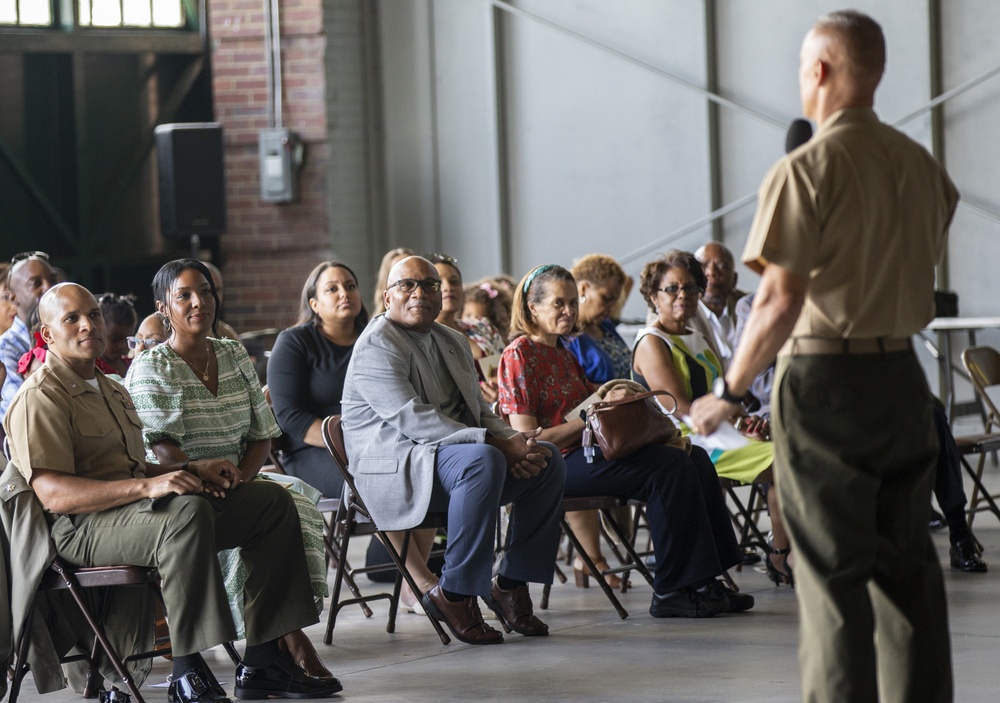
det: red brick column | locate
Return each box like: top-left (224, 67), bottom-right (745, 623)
top-left (208, 0), bottom-right (331, 332)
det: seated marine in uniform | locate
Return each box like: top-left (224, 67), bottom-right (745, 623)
top-left (2, 283), bottom-right (342, 703)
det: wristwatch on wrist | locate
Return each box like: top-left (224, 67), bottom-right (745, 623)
top-left (713, 377), bottom-right (742, 405)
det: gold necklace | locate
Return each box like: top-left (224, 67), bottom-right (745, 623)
top-left (170, 341), bottom-right (212, 382)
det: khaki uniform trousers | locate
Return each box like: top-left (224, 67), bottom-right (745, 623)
top-left (774, 350), bottom-right (952, 703)
top-left (50, 480), bottom-right (317, 656)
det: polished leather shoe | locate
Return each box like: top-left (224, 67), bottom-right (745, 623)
top-left (700, 579), bottom-right (755, 613)
top-left (421, 584), bottom-right (504, 645)
top-left (950, 536), bottom-right (988, 573)
top-left (168, 666), bottom-right (231, 703)
top-left (482, 577), bottom-right (549, 636)
top-left (234, 651), bottom-right (343, 699)
top-left (649, 587), bottom-right (726, 618)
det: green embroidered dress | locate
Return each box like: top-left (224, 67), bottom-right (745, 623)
top-left (126, 338), bottom-right (327, 637)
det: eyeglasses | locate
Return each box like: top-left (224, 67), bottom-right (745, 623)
top-left (11, 251), bottom-right (49, 265)
top-left (127, 336), bottom-right (163, 351)
top-left (388, 278), bottom-right (442, 294)
top-left (659, 284), bottom-right (701, 297)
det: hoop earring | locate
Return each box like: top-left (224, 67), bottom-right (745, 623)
top-left (158, 311), bottom-right (171, 332)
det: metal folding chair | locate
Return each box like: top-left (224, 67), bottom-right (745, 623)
top-left (321, 415), bottom-right (451, 645)
top-left (959, 346), bottom-right (1000, 527)
top-left (539, 496), bottom-right (654, 619)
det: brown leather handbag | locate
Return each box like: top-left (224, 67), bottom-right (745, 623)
top-left (582, 389), bottom-right (679, 462)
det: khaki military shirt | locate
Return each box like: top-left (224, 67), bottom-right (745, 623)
top-left (3, 352), bottom-right (148, 485)
top-left (742, 107), bottom-right (959, 347)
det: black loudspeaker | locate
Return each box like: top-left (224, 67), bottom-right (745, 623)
top-left (155, 123), bottom-right (227, 238)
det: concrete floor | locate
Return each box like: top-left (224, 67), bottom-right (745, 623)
top-left (11, 445), bottom-right (1000, 703)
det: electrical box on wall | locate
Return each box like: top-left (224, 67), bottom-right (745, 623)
top-left (258, 128), bottom-right (304, 203)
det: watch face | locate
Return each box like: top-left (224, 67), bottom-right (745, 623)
top-left (713, 377), bottom-right (725, 398)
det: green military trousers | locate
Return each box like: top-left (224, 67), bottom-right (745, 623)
top-left (773, 349), bottom-right (952, 703)
top-left (50, 480), bottom-right (317, 656)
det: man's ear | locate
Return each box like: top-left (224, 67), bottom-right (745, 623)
top-left (382, 290), bottom-right (392, 314)
top-left (816, 59), bottom-right (830, 86)
top-left (732, 272), bottom-right (738, 290)
top-left (39, 324), bottom-right (54, 347)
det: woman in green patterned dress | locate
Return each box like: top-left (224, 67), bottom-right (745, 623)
top-left (126, 259), bottom-right (334, 676)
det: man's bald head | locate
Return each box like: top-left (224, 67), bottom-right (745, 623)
top-left (383, 256), bottom-right (442, 333)
top-left (38, 283), bottom-right (93, 326)
top-left (9, 256), bottom-right (57, 320)
top-left (387, 256), bottom-right (437, 287)
top-left (695, 242), bottom-right (738, 313)
top-left (38, 283), bottom-right (106, 372)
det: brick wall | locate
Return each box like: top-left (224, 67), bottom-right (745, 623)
top-left (209, 0), bottom-right (333, 333)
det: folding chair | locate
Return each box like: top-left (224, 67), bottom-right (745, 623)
top-left (721, 478), bottom-right (771, 562)
top-left (9, 559), bottom-right (167, 703)
top-left (321, 415), bottom-right (451, 645)
top-left (539, 496), bottom-right (654, 619)
top-left (260, 386), bottom-right (371, 617)
top-left (959, 346), bottom-right (1000, 527)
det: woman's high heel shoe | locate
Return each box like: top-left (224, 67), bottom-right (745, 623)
top-left (573, 556), bottom-right (625, 589)
top-left (279, 630), bottom-right (334, 679)
top-left (765, 541), bottom-right (794, 587)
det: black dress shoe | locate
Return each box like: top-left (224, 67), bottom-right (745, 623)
top-left (168, 666), bottom-right (231, 703)
top-left (649, 587), bottom-right (726, 618)
top-left (701, 579), bottom-right (755, 613)
top-left (950, 536), bottom-right (988, 573)
top-left (234, 651), bottom-right (343, 699)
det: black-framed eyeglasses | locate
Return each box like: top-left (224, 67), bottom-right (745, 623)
top-left (11, 251), bottom-right (49, 265)
top-left (388, 278), bottom-right (442, 294)
top-left (659, 284), bottom-right (701, 297)
top-left (127, 336), bottom-right (163, 351)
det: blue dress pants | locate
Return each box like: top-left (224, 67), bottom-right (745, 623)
top-left (430, 441), bottom-right (566, 597)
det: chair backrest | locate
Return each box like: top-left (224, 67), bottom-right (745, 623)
top-left (963, 346), bottom-right (1000, 429)
top-left (261, 385), bottom-right (288, 474)
top-left (321, 415), bottom-right (370, 520)
top-left (322, 415), bottom-right (350, 472)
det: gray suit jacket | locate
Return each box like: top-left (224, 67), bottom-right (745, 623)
top-left (341, 315), bottom-right (517, 531)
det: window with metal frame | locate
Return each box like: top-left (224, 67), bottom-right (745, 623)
top-left (0, 0), bottom-right (187, 27)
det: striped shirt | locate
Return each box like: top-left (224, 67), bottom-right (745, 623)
top-left (0, 317), bottom-right (31, 423)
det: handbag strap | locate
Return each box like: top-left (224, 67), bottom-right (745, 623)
top-left (589, 389), bottom-right (677, 416)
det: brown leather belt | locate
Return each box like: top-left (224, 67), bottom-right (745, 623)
top-left (788, 337), bottom-right (912, 356)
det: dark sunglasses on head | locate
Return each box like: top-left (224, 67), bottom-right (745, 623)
top-left (11, 251), bottom-right (49, 265)
top-left (98, 293), bottom-right (136, 307)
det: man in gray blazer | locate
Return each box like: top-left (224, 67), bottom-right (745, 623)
top-left (341, 256), bottom-right (566, 645)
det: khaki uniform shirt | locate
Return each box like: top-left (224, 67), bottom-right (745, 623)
top-left (3, 352), bottom-right (148, 486)
top-left (742, 107), bottom-right (959, 348)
